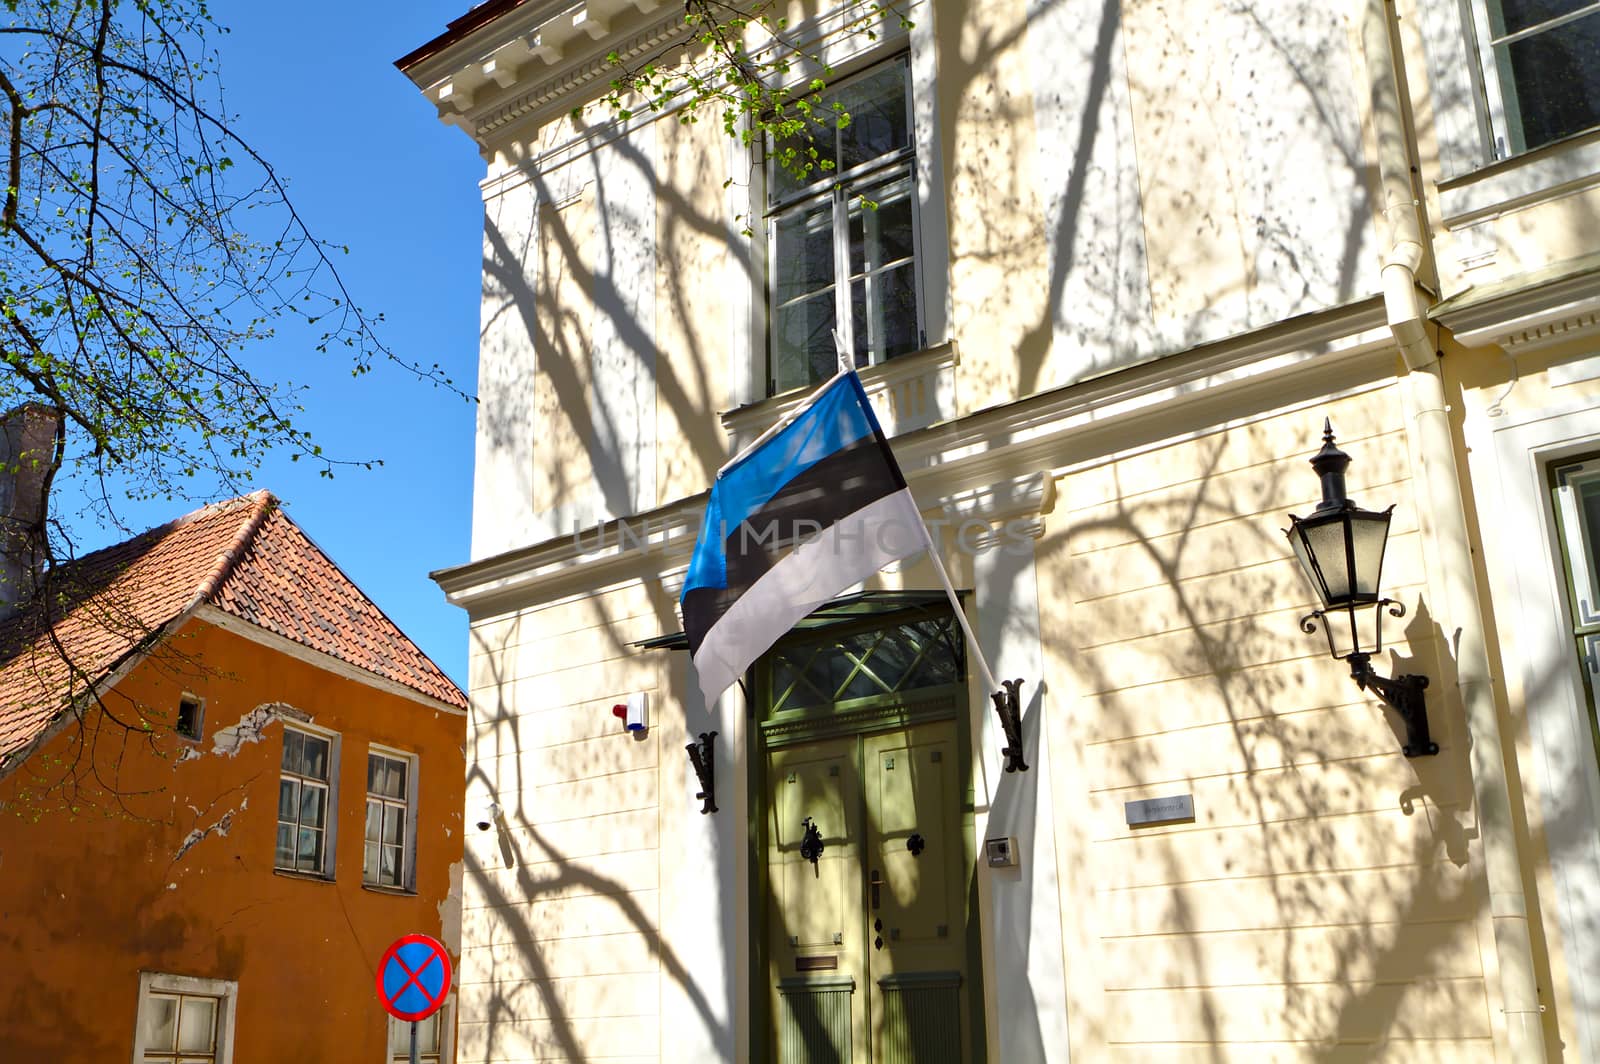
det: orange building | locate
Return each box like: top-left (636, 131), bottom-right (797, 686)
top-left (0, 490), bottom-right (467, 1064)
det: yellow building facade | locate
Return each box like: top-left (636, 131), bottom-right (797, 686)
top-left (403, 0), bottom-right (1600, 1059)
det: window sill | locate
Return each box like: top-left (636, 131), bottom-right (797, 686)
top-left (272, 868), bottom-right (335, 884)
top-left (722, 340), bottom-right (959, 452)
top-left (1439, 129), bottom-right (1600, 228)
top-left (361, 882), bottom-right (419, 897)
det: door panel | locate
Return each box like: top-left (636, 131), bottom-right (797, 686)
top-left (865, 724), bottom-right (965, 1063)
top-left (766, 721), bottom-right (967, 1063)
top-left (769, 738), bottom-right (865, 1062)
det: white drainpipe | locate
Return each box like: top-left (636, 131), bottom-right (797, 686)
top-left (1360, 1), bottom-right (1547, 1058)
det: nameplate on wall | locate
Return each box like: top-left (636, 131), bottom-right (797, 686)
top-left (1124, 794), bottom-right (1194, 827)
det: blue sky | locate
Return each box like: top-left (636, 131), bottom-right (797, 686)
top-left (62, 4), bottom-right (488, 686)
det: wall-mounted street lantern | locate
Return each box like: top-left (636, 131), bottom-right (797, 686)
top-left (1284, 421), bottom-right (1439, 757)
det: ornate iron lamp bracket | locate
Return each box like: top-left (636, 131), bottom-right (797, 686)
top-left (991, 678), bottom-right (1029, 773)
top-left (1348, 653), bottom-right (1437, 757)
top-left (1298, 604), bottom-right (1439, 758)
top-left (686, 731), bottom-right (718, 814)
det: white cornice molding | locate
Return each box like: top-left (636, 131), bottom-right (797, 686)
top-left (433, 298), bottom-right (1396, 614)
top-left (405, 3), bottom-right (689, 149)
top-left (1434, 261), bottom-right (1600, 353)
top-left (193, 607), bottom-right (467, 717)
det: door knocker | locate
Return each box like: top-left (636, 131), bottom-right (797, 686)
top-left (906, 833), bottom-right (926, 857)
top-left (800, 817), bottom-right (824, 867)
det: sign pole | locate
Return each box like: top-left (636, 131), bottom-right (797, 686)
top-left (410, 1019), bottom-right (419, 1064)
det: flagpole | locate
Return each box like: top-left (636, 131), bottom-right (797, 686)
top-left (915, 516), bottom-right (1000, 697)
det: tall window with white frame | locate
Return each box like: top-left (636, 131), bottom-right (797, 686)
top-left (276, 727), bottom-right (333, 875)
top-left (767, 55), bottom-right (922, 394)
top-left (1470, 0), bottom-right (1600, 156)
top-left (1551, 451), bottom-right (1600, 767)
top-left (365, 749), bottom-right (415, 889)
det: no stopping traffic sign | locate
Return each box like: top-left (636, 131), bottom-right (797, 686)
top-left (376, 933), bottom-right (452, 1022)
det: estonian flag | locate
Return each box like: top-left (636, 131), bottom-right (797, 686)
top-left (680, 371), bottom-right (927, 707)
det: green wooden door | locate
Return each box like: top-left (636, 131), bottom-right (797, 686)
top-left (757, 606), bottom-right (976, 1063)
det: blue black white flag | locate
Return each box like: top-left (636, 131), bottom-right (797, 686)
top-left (680, 372), bottom-right (927, 707)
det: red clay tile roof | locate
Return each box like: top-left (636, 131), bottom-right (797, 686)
top-left (0, 491), bottom-right (466, 768)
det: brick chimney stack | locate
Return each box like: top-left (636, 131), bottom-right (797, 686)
top-left (0, 403), bottom-right (59, 620)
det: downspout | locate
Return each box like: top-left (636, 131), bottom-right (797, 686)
top-left (1360, 1), bottom-right (1547, 1057)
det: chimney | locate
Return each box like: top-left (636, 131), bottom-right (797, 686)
top-left (0, 403), bottom-right (59, 620)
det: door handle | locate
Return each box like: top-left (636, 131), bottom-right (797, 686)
top-left (870, 869), bottom-right (883, 910)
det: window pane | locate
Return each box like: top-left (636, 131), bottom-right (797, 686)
top-left (382, 844), bottom-right (402, 885)
top-left (278, 778), bottom-right (298, 821)
top-left (368, 754), bottom-right (383, 795)
top-left (849, 180), bottom-right (915, 277)
top-left (297, 827), bottom-right (322, 870)
top-left (838, 62), bottom-right (910, 170)
top-left (176, 997), bottom-right (216, 1052)
top-left (770, 124), bottom-right (837, 200)
top-left (773, 204), bottom-right (836, 304)
top-left (275, 823), bottom-right (294, 868)
top-left (1491, 0), bottom-right (1596, 37)
top-left (282, 730), bottom-right (303, 773)
top-left (876, 264), bottom-right (921, 360)
top-left (365, 840), bottom-right (380, 881)
top-left (1498, 12), bottom-right (1600, 150)
top-left (851, 265), bottom-right (920, 364)
top-left (387, 758), bottom-right (408, 798)
top-left (384, 805), bottom-right (405, 845)
top-left (366, 799), bottom-right (383, 844)
top-left (300, 784), bottom-right (326, 829)
top-left (773, 292), bottom-right (837, 392)
top-left (143, 994), bottom-right (178, 1050)
top-left (300, 735), bottom-right (329, 781)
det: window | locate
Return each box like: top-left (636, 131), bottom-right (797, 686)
top-left (176, 696), bottom-right (203, 742)
top-left (1470, 0), bottom-right (1600, 156)
top-left (364, 748), bottom-right (416, 889)
top-left (132, 972), bottom-right (237, 1064)
top-left (767, 56), bottom-right (922, 394)
top-left (388, 1010), bottom-right (445, 1063)
top-left (1551, 452), bottom-right (1600, 763)
top-left (276, 727), bottom-right (334, 875)
top-left (765, 609), bottom-right (965, 713)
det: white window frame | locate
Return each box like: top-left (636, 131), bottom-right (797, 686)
top-left (275, 723), bottom-right (340, 878)
top-left (384, 1000), bottom-right (453, 1064)
top-left (364, 744), bottom-right (420, 892)
top-left (1473, 398), bottom-right (1600, 1062)
top-left (764, 53), bottom-right (925, 396)
top-left (129, 971), bottom-right (238, 1064)
top-left (1464, 0), bottom-right (1600, 160)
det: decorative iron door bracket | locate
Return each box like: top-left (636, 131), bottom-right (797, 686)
top-left (991, 678), bottom-right (1029, 772)
top-left (686, 730), bottom-right (718, 813)
top-left (1348, 653), bottom-right (1438, 757)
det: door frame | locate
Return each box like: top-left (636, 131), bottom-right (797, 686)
top-left (746, 606), bottom-right (988, 1063)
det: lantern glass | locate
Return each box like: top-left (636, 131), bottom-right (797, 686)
top-left (1287, 505), bottom-right (1393, 607)
top-left (1346, 508), bottom-right (1392, 600)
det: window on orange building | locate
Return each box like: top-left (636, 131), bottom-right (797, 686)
top-left (277, 726), bottom-right (336, 876)
top-left (364, 747), bottom-right (417, 890)
top-left (133, 972), bottom-right (237, 1064)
